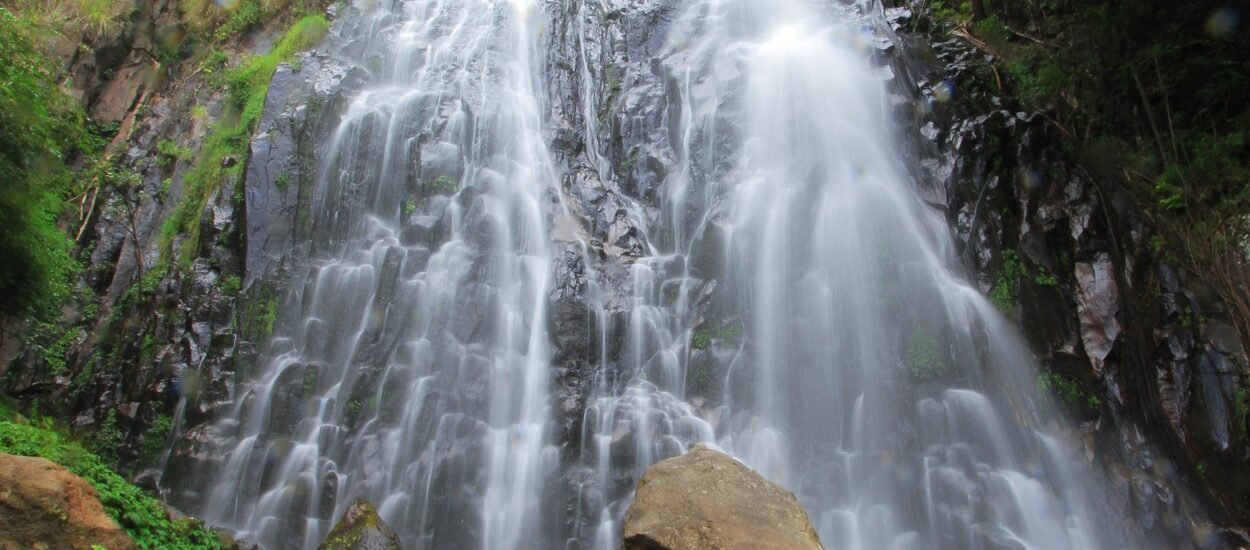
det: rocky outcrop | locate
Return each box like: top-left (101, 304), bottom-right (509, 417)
top-left (317, 499), bottom-right (403, 550)
top-left (0, 453), bottom-right (138, 550)
top-left (622, 445), bottom-right (823, 550)
top-left (906, 6), bottom-right (1250, 542)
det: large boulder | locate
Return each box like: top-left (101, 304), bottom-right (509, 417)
top-left (622, 445), bottom-right (823, 550)
top-left (0, 453), bottom-right (138, 550)
top-left (317, 499), bottom-right (403, 550)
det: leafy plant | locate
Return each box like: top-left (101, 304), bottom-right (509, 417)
top-left (989, 250), bottom-right (1026, 313)
top-left (0, 419), bottom-right (220, 549)
top-left (219, 274), bottom-right (242, 296)
top-left (156, 139), bottom-right (193, 167)
top-left (424, 175), bottom-right (458, 195)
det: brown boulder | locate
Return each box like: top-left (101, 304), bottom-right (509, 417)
top-left (623, 445), bottom-right (824, 550)
top-left (0, 453), bottom-right (138, 550)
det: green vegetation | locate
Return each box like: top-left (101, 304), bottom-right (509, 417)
top-left (692, 323), bottom-right (743, 350)
top-left (1037, 370), bottom-right (1100, 408)
top-left (425, 175), bottom-right (459, 195)
top-left (139, 414), bottom-right (174, 464)
top-left (989, 250), bottom-right (1026, 313)
top-left (926, 0), bottom-right (1250, 347)
top-left (214, 0), bottom-right (262, 40)
top-left (219, 274), bottom-right (242, 296)
top-left (157, 139), bottom-right (193, 167)
top-left (402, 197), bottom-right (417, 217)
top-left (0, 8), bottom-right (84, 319)
top-left (158, 14), bottom-right (329, 269)
top-left (906, 326), bottom-right (949, 380)
top-left (0, 418), bottom-right (220, 549)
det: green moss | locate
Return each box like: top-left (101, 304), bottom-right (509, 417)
top-left (424, 175), bottom-right (458, 195)
top-left (906, 326), bottom-right (949, 380)
top-left (0, 419), bottom-right (220, 549)
top-left (692, 323), bottom-right (742, 350)
top-left (989, 250), bottom-right (1026, 313)
top-left (159, 14), bottom-right (329, 269)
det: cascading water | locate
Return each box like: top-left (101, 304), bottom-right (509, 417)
top-left (167, 0), bottom-right (1156, 548)
top-left (182, 1), bottom-right (561, 548)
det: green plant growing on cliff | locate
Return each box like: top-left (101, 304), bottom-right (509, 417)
top-left (692, 323), bottom-right (742, 350)
top-left (156, 139), bottom-right (193, 167)
top-left (139, 414), bottom-right (173, 465)
top-left (0, 8), bottom-right (84, 321)
top-left (1037, 370), bottom-right (1100, 408)
top-left (214, 0), bottom-right (261, 40)
top-left (425, 175), bottom-right (458, 195)
top-left (989, 250), bottom-right (1026, 313)
top-left (906, 326), bottom-right (949, 380)
top-left (219, 274), bottom-right (242, 296)
top-left (0, 419), bottom-right (221, 549)
top-left (91, 410), bottom-right (124, 466)
top-left (159, 14), bottom-right (329, 269)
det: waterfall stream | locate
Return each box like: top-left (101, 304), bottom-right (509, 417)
top-left (172, 0), bottom-right (1142, 548)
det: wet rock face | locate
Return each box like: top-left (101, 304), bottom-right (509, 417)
top-left (0, 453), bottom-right (138, 550)
top-left (622, 445), bottom-right (823, 550)
top-left (911, 10), bottom-right (1250, 541)
top-left (318, 499), bottom-right (403, 550)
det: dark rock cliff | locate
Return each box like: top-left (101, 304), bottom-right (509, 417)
top-left (1, 0), bottom-right (1246, 546)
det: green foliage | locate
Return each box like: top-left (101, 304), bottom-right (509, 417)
top-left (219, 274), bottom-right (242, 296)
top-left (691, 323), bottom-right (742, 350)
top-left (906, 326), bottom-right (949, 380)
top-left (0, 419), bottom-right (221, 549)
top-left (1037, 370), bottom-right (1100, 408)
top-left (91, 410), bottom-right (124, 466)
top-left (160, 14), bottom-right (329, 268)
top-left (275, 172), bottom-right (291, 190)
top-left (214, 0), bottom-right (261, 40)
top-left (346, 399), bottom-right (362, 415)
top-left (139, 414), bottom-right (173, 464)
top-left (989, 250), bottom-right (1026, 313)
top-left (1154, 131), bottom-right (1249, 213)
top-left (1034, 271), bottom-right (1058, 287)
top-left (425, 175), bottom-right (458, 195)
top-left (157, 139), bottom-right (193, 167)
top-left (0, 8), bottom-right (83, 319)
top-left (302, 368), bottom-right (318, 394)
top-left (402, 197), bottom-right (416, 217)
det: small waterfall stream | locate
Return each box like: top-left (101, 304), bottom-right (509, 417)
top-left (173, 0), bottom-right (1150, 548)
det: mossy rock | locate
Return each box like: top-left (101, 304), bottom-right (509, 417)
top-left (318, 499), bottom-right (403, 550)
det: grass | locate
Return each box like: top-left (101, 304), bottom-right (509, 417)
top-left (157, 14), bottom-right (329, 269)
top-left (0, 418), bottom-right (220, 549)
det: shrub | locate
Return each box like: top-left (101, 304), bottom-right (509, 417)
top-left (0, 419), bottom-right (221, 549)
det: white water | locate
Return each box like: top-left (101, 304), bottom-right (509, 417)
top-left (192, 1), bottom-right (560, 548)
top-left (178, 0), bottom-right (1131, 548)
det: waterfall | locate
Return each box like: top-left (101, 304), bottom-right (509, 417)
top-left (187, 1), bottom-right (560, 548)
top-left (172, 0), bottom-right (1145, 548)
